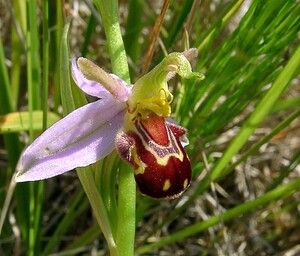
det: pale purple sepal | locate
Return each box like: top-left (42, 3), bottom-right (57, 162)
top-left (71, 59), bottom-right (113, 99)
top-left (16, 97), bottom-right (126, 182)
top-left (110, 73), bottom-right (134, 100)
top-left (71, 59), bottom-right (131, 101)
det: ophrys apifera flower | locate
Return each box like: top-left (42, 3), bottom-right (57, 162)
top-left (16, 48), bottom-right (204, 199)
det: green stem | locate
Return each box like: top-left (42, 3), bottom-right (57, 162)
top-left (116, 163), bottom-right (136, 256)
top-left (42, 0), bottom-right (49, 131)
top-left (26, 0), bottom-right (42, 254)
top-left (93, 0), bottom-right (130, 83)
top-left (94, 1), bottom-right (136, 255)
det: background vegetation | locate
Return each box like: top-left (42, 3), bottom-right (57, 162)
top-left (0, 0), bottom-right (300, 255)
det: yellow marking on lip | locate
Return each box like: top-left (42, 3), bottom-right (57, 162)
top-left (183, 178), bottom-right (189, 189)
top-left (163, 179), bottom-right (171, 191)
top-left (134, 160), bottom-right (147, 175)
top-left (137, 125), bottom-right (184, 166)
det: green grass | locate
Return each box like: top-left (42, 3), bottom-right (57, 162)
top-left (0, 0), bottom-right (299, 255)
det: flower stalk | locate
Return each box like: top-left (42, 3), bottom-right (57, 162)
top-left (93, 0), bottom-right (130, 83)
top-left (93, 1), bottom-right (135, 255)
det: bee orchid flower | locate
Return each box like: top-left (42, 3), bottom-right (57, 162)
top-left (16, 48), bottom-right (204, 199)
